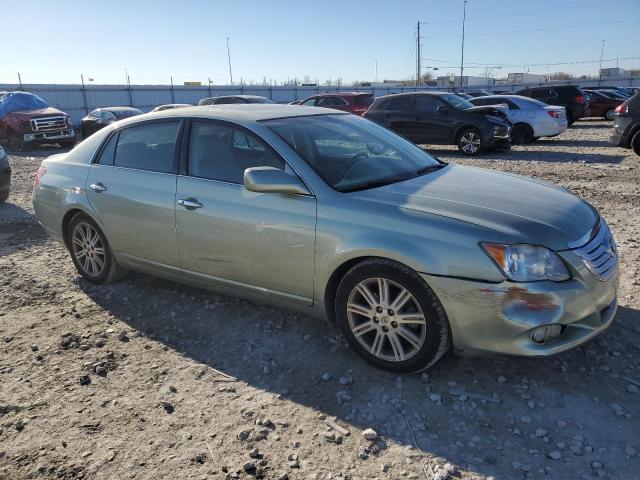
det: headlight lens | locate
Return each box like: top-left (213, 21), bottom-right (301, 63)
top-left (481, 243), bottom-right (570, 282)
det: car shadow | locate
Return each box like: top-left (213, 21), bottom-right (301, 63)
top-left (76, 272), bottom-right (640, 479)
top-left (569, 121), bottom-right (612, 129)
top-left (0, 203), bottom-right (48, 258)
top-left (538, 138), bottom-right (611, 148)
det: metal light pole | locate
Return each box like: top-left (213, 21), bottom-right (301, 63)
top-left (598, 39), bottom-right (605, 86)
top-left (374, 59), bottom-right (378, 83)
top-left (226, 36), bottom-right (234, 85)
top-left (460, 1), bottom-right (468, 88)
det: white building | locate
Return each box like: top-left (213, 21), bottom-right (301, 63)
top-left (600, 68), bottom-right (631, 79)
top-left (506, 72), bottom-right (548, 84)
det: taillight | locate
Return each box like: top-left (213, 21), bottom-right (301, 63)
top-left (615, 104), bottom-right (628, 115)
top-left (547, 110), bottom-right (560, 118)
top-left (574, 95), bottom-right (585, 105)
top-left (34, 165), bottom-right (47, 187)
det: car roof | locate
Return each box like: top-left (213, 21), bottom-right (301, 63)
top-left (375, 91), bottom-right (450, 100)
top-left (99, 106), bottom-right (143, 113)
top-left (123, 104), bottom-right (346, 125)
top-left (310, 92), bottom-right (372, 97)
top-left (204, 95), bottom-right (270, 100)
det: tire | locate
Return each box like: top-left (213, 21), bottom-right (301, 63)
top-left (604, 109), bottom-right (615, 121)
top-left (67, 213), bottom-right (126, 283)
top-left (0, 188), bottom-right (8, 203)
top-left (8, 135), bottom-right (25, 152)
top-left (632, 130), bottom-right (640, 157)
top-left (456, 127), bottom-right (482, 156)
top-left (566, 110), bottom-right (574, 126)
top-left (60, 140), bottom-right (76, 149)
top-left (335, 258), bottom-right (450, 372)
top-left (511, 124), bottom-right (534, 145)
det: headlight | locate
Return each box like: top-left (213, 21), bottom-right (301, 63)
top-left (481, 243), bottom-right (570, 282)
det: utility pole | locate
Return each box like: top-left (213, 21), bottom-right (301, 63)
top-left (598, 39), bottom-right (605, 86)
top-left (460, 0), bottom-right (468, 88)
top-left (374, 59), bottom-right (378, 83)
top-left (226, 36), bottom-right (234, 85)
top-left (17, 72), bottom-right (23, 90)
top-left (416, 22), bottom-right (421, 87)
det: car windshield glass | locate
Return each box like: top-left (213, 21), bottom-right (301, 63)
top-left (113, 109), bottom-right (142, 119)
top-left (263, 114), bottom-right (443, 192)
top-left (440, 94), bottom-right (475, 110)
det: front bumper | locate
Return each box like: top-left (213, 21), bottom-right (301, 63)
top-left (424, 256), bottom-right (618, 357)
top-left (23, 129), bottom-right (75, 144)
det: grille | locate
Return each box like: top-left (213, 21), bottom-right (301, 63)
top-left (31, 116), bottom-right (68, 132)
top-left (573, 218), bottom-right (617, 281)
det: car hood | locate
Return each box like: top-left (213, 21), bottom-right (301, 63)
top-left (352, 164), bottom-right (597, 250)
top-left (7, 107), bottom-right (67, 119)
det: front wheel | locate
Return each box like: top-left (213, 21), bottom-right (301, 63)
top-left (511, 124), bottom-right (533, 145)
top-left (604, 109), bottom-right (614, 121)
top-left (8, 135), bottom-right (25, 152)
top-left (335, 259), bottom-right (450, 372)
top-left (632, 130), bottom-right (640, 157)
top-left (457, 128), bottom-right (482, 156)
top-left (68, 213), bottom-right (126, 283)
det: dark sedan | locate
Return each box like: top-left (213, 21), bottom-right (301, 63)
top-left (364, 92), bottom-right (511, 155)
top-left (0, 146), bottom-right (10, 203)
top-left (197, 95), bottom-right (274, 106)
top-left (80, 107), bottom-right (143, 138)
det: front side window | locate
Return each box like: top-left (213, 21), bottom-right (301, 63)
top-left (188, 121), bottom-right (283, 183)
top-left (114, 121), bottom-right (179, 173)
top-left (416, 96), bottom-right (442, 112)
top-left (264, 114), bottom-right (443, 192)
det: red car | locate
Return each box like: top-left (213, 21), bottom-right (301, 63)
top-left (584, 90), bottom-right (624, 120)
top-left (296, 92), bottom-right (374, 115)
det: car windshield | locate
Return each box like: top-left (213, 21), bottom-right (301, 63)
top-left (113, 109), bottom-right (142, 119)
top-left (440, 94), bottom-right (475, 110)
top-left (263, 114), bottom-right (444, 192)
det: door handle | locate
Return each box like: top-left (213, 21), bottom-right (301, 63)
top-left (89, 183), bottom-right (107, 193)
top-left (177, 198), bottom-right (203, 210)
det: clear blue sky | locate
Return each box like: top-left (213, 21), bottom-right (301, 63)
top-left (1, 0), bottom-right (639, 85)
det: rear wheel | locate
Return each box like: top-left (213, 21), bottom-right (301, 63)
top-left (566, 110), bottom-right (574, 126)
top-left (0, 188), bottom-right (8, 203)
top-left (604, 109), bottom-right (615, 121)
top-left (632, 130), bottom-right (640, 157)
top-left (67, 213), bottom-right (126, 283)
top-left (335, 258), bottom-right (450, 372)
top-left (457, 127), bottom-right (482, 156)
top-left (511, 124), bottom-right (534, 145)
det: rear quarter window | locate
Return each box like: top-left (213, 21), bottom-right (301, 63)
top-left (114, 121), bottom-right (180, 173)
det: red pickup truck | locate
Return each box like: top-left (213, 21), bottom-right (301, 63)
top-left (0, 91), bottom-right (75, 151)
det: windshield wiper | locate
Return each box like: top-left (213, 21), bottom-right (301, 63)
top-left (416, 163), bottom-right (447, 175)
top-left (340, 175), bottom-right (412, 193)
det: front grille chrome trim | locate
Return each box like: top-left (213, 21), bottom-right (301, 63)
top-left (572, 218), bottom-right (618, 281)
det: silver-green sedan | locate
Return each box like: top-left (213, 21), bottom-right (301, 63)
top-left (32, 104), bottom-right (618, 372)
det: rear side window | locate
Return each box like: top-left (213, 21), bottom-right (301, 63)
top-left (301, 98), bottom-right (316, 106)
top-left (114, 121), bottom-right (180, 173)
top-left (316, 96), bottom-right (347, 107)
top-left (96, 133), bottom-right (118, 165)
top-left (188, 121), bottom-right (284, 183)
top-left (387, 96), bottom-right (413, 112)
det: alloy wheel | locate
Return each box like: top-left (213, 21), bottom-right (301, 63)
top-left (460, 132), bottom-right (481, 154)
top-left (605, 109), bottom-right (614, 120)
top-left (71, 221), bottom-right (106, 276)
top-left (346, 277), bottom-right (427, 362)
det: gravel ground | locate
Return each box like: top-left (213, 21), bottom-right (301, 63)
top-left (1, 120), bottom-right (639, 480)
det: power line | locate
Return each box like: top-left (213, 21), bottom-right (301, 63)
top-left (419, 0), bottom-right (634, 25)
top-left (422, 18), bottom-right (640, 39)
top-left (420, 56), bottom-right (640, 68)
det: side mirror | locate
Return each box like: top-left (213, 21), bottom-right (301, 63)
top-left (437, 105), bottom-right (449, 114)
top-left (244, 167), bottom-right (311, 196)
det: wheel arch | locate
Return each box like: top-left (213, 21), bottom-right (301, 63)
top-left (453, 124), bottom-right (479, 143)
top-left (61, 207), bottom-right (99, 250)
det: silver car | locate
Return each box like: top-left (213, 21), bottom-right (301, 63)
top-left (470, 95), bottom-right (567, 144)
top-left (32, 105), bottom-right (618, 372)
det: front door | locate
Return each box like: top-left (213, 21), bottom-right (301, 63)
top-left (175, 120), bottom-right (316, 304)
top-left (85, 120), bottom-right (182, 273)
top-left (414, 95), bottom-right (451, 143)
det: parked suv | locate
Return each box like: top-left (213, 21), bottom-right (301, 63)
top-left (515, 85), bottom-right (588, 125)
top-left (364, 92), bottom-right (511, 155)
top-left (297, 93), bottom-right (374, 115)
top-left (0, 92), bottom-right (75, 151)
top-left (610, 92), bottom-right (640, 156)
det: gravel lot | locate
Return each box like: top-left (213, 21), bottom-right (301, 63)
top-left (1, 120), bottom-right (639, 480)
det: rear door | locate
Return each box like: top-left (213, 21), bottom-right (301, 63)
top-left (85, 120), bottom-right (182, 273)
top-left (175, 120), bottom-right (316, 304)
top-left (415, 95), bottom-right (451, 143)
top-left (384, 96), bottom-right (420, 140)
